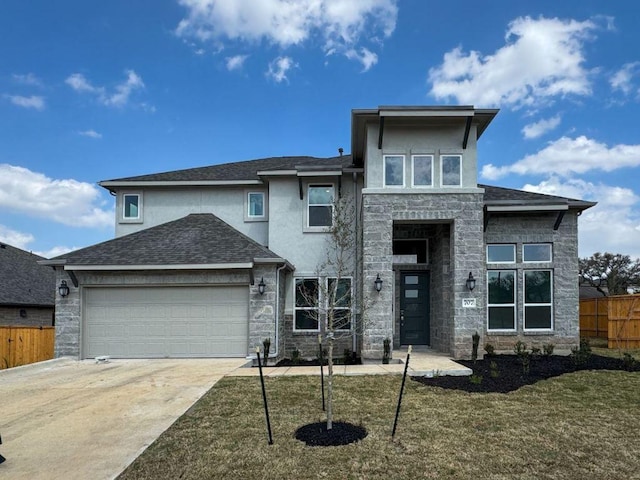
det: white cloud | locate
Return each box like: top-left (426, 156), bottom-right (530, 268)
top-left (610, 62), bottom-right (640, 95)
top-left (176, 0), bottom-right (397, 69)
top-left (482, 135), bottom-right (640, 180)
top-left (226, 54), bottom-right (249, 71)
top-left (429, 16), bottom-right (598, 108)
top-left (521, 115), bottom-right (561, 139)
top-left (345, 47), bottom-right (378, 72)
top-left (65, 70), bottom-right (145, 108)
top-left (522, 177), bottom-right (640, 258)
top-left (12, 73), bottom-right (43, 87)
top-left (4, 94), bottom-right (45, 110)
top-left (34, 245), bottom-right (77, 259)
top-left (0, 164), bottom-right (113, 228)
top-left (266, 56), bottom-right (296, 83)
top-left (78, 130), bottom-right (102, 139)
top-left (0, 225), bottom-right (35, 250)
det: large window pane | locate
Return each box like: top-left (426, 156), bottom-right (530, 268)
top-left (441, 155), bottom-right (461, 186)
top-left (295, 311), bottom-right (319, 330)
top-left (328, 278), bottom-right (351, 308)
top-left (412, 155), bottom-right (433, 186)
top-left (525, 306), bottom-right (552, 329)
top-left (308, 185), bottom-right (333, 205)
top-left (523, 244), bottom-right (552, 262)
top-left (384, 155), bottom-right (404, 187)
top-left (489, 307), bottom-right (515, 330)
top-left (295, 279), bottom-right (318, 307)
top-left (487, 244), bottom-right (515, 263)
top-left (524, 270), bottom-right (552, 330)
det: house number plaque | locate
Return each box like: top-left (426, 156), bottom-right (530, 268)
top-left (462, 298), bottom-right (476, 308)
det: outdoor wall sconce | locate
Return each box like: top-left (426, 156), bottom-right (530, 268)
top-left (374, 274), bottom-right (383, 293)
top-left (258, 277), bottom-right (266, 295)
top-left (466, 272), bottom-right (476, 292)
top-left (58, 280), bottom-right (70, 297)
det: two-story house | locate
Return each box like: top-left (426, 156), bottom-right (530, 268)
top-left (43, 106), bottom-right (595, 361)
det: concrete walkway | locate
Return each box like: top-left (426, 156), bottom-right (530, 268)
top-left (228, 349), bottom-right (471, 378)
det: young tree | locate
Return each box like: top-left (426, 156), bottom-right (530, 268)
top-left (296, 195), bottom-right (358, 430)
top-left (579, 252), bottom-right (640, 295)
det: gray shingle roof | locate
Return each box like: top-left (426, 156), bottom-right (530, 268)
top-left (0, 243), bottom-right (55, 306)
top-left (102, 155), bottom-right (354, 183)
top-left (52, 214), bottom-right (282, 266)
top-left (481, 184), bottom-right (595, 210)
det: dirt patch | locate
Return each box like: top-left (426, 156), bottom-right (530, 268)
top-left (295, 421), bottom-right (367, 447)
top-left (413, 354), bottom-right (640, 393)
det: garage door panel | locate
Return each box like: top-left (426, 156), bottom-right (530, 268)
top-left (84, 286), bottom-right (249, 358)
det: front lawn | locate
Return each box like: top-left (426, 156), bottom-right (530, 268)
top-left (118, 367), bottom-right (640, 480)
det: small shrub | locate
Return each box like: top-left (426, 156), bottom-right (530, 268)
top-left (570, 339), bottom-right (592, 367)
top-left (382, 338), bottom-right (391, 364)
top-left (489, 360), bottom-right (500, 378)
top-left (291, 347), bottom-right (301, 365)
top-left (472, 331), bottom-right (480, 364)
top-left (543, 343), bottom-right (555, 357)
top-left (262, 338), bottom-right (271, 364)
top-left (469, 374), bottom-right (483, 385)
top-left (622, 353), bottom-right (638, 371)
top-left (520, 353), bottom-right (531, 375)
top-left (484, 343), bottom-right (495, 356)
top-left (514, 341), bottom-right (527, 356)
top-left (531, 346), bottom-right (541, 358)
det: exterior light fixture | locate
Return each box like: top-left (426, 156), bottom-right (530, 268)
top-left (374, 274), bottom-right (383, 293)
top-left (466, 272), bottom-right (476, 292)
top-left (58, 280), bottom-right (70, 297)
top-left (258, 277), bottom-right (266, 295)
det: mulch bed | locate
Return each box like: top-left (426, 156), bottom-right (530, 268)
top-left (413, 354), bottom-right (640, 393)
top-left (295, 421), bottom-right (368, 447)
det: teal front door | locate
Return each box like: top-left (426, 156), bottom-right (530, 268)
top-left (400, 272), bottom-right (430, 345)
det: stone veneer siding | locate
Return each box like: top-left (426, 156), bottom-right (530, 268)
top-left (54, 268), bottom-right (281, 359)
top-left (362, 192), bottom-right (485, 360)
top-left (483, 212), bottom-right (580, 353)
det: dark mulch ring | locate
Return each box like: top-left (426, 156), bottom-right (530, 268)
top-left (295, 421), bottom-right (368, 447)
top-left (413, 354), bottom-right (640, 394)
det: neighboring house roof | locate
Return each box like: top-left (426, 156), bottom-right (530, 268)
top-left (100, 155), bottom-right (354, 188)
top-left (46, 214), bottom-right (285, 268)
top-left (0, 243), bottom-right (55, 307)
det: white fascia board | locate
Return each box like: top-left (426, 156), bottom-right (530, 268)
top-left (65, 262), bottom-right (254, 271)
top-left (99, 180), bottom-right (263, 188)
top-left (379, 109), bottom-right (474, 118)
top-left (486, 205), bottom-right (569, 212)
top-left (296, 170), bottom-right (343, 177)
top-left (256, 170), bottom-right (297, 176)
top-left (254, 258), bottom-right (296, 270)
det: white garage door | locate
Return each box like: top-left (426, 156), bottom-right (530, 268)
top-left (84, 286), bottom-right (249, 358)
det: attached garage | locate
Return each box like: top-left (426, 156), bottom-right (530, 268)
top-left (83, 286), bottom-right (249, 358)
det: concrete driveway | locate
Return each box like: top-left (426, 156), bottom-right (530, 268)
top-left (0, 357), bottom-right (246, 480)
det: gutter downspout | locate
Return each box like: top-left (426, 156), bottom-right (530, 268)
top-left (274, 262), bottom-right (287, 359)
top-left (352, 171), bottom-right (358, 354)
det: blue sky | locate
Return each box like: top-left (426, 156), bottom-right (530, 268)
top-left (1, 0), bottom-right (639, 259)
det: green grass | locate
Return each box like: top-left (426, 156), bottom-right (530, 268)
top-left (119, 371), bottom-right (640, 480)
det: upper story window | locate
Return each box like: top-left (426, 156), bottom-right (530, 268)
top-left (523, 243), bottom-right (552, 263)
top-left (412, 155), bottom-right (433, 187)
top-left (441, 155), bottom-right (462, 186)
top-left (247, 192), bottom-right (265, 219)
top-left (384, 155), bottom-right (405, 187)
top-left (308, 184), bottom-right (334, 227)
top-left (487, 244), bottom-right (516, 263)
top-left (122, 193), bottom-right (142, 222)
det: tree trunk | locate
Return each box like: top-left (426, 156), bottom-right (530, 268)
top-left (327, 338), bottom-right (334, 430)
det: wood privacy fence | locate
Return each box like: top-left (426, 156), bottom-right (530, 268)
top-left (0, 326), bottom-right (55, 370)
top-left (580, 295), bottom-right (640, 349)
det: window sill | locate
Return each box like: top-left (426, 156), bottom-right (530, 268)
top-left (303, 226), bottom-right (331, 233)
top-left (486, 330), bottom-right (517, 335)
top-left (523, 331), bottom-right (554, 335)
top-left (119, 218), bottom-right (143, 224)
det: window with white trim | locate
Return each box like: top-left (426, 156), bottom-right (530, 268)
top-left (307, 184), bottom-right (334, 227)
top-left (123, 194), bottom-right (141, 220)
top-left (384, 155), bottom-right (405, 187)
top-left (247, 192), bottom-right (265, 218)
top-left (328, 277), bottom-right (352, 331)
top-left (412, 155), bottom-right (433, 187)
top-left (487, 244), bottom-right (516, 263)
top-left (441, 155), bottom-right (462, 186)
top-left (295, 278), bottom-right (319, 331)
top-left (487, 270), bottom-right (516, 331)
top-left (524, 270), bottom-right (553, 330)
top-left (523, 243), bottom-right (552, 263)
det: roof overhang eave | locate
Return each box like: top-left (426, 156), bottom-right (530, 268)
top-left (60, 262), bottom-right (255, 271)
